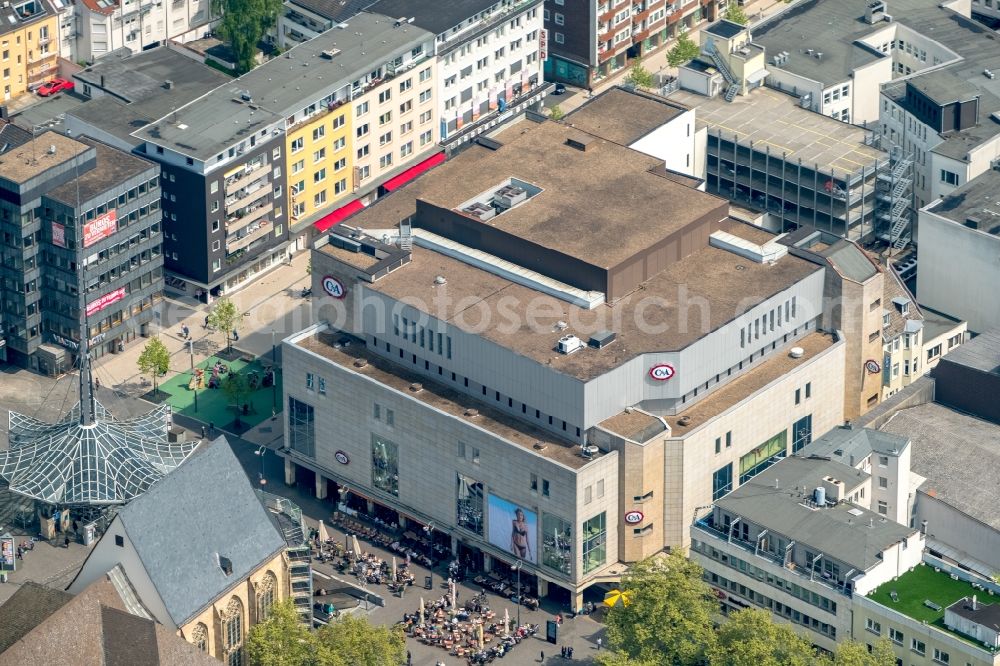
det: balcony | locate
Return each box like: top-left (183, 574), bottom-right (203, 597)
top-left (285, 97), bottom-right (348, 132)
top-left (227, 200), bottom-right (272, 229)
top-left (225, 179), bottom-right (269, 213)
top-left (224, 160), bottom-right (266, 194)
top-left (226, 216), bottom-right (271, 251)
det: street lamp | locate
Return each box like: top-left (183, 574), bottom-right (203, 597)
top-left (513, 560), bottom-right (523, 629)
top-left (188, 339), bottom-right (198, 413)
top-left (255, 445), bottom-right (267, 486)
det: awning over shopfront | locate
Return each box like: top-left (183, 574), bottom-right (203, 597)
top-left (314, 199), bottom-right (365, 233)
top-left (382, 152), bottom-right (446, 192)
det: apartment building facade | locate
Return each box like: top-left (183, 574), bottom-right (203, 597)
top-left (0, 131), bottom-right (163, 372)
top-left (71, 0), bottom-right (216, 64)
top-left (0, 0), bottom-right (58, 102)
top-left (692, 453), bottom-right (923, 653)
top-left (132, 13), bottom-right (437, 296)
top-left (544, 0), bottom-right (720, 87)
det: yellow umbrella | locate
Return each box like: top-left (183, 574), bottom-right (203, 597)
top-left (603, 589), bottom-right (632, 608)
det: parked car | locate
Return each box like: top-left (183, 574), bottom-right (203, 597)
top-left (553, 83), bottom-right (567, 95)
top-left (37, 78), bottom-right (74, 96)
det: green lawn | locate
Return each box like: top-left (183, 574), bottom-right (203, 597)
top-left (157, 355), bottom-right (282, 432)
top-left (869, 562), bottom-right (984, 625)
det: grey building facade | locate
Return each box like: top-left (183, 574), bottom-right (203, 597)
top-left (0, 132), bottom-right (162, 373)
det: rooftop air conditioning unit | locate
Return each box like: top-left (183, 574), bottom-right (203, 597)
top-left (493, 184), bottom-right (527, 209)
top-left (462, 202), bottom-right (495, 221)
top-left (558, 335), bottom-right (585, 354)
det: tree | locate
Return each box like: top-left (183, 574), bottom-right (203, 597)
top-left (549, 104), bottom-right (565, 121)
top-left (211, 0), bottom-right (283, 74)
top-left (624, 58), bottom-right (655, 91)
top-left (828, 638), bottom-right (897, 666)
top-left (667, 33), bottom-right (701, 67)
top-left (725, 3), bottom-right (750, 25)
top-left (207, 297), bottom-right (241, 354)
top-left (136, 338), bottom-right (170, 393)
top-left (602, 551), bottom-right (717, 665)
top-left (246, 599), bottom-right (315, 666)
top-left (708, 608), bottom-right (817, 666)
top-left (222, 371), bottom-right (252, 427)
top-left (596, 652), bottom-right (660, 666)
top-left (314, 614), bottom-right (406, 666)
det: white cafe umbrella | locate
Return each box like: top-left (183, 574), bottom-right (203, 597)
top-left (318, 519), bottom-right (329, 544)
top-left (503, 608), bottom-right (510, 634)
top-left (352, 534), bottom-right (363, 557)
top-left (392, 556), bottom-right (398, 580)
top-left (419, 597), bottom-right (426, 625)
top-left (450, 579), bottom-right (457, 609)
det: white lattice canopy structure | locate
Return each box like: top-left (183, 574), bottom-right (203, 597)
top-left (0, 400), bottom-right (199, 506)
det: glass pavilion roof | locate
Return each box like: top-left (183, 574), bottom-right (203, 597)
top-left (0, 401), bottom-right (199, 506)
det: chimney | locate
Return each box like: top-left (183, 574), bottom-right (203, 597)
top-left (973, 595), bottom-right (978, 610)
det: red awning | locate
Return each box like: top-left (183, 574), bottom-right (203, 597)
top-left (314, 199), bottom-right (365, 232)
top-left (382, 152), bottom-right (446, 192)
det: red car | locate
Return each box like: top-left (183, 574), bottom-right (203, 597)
top-left (37, 78), bottom-right (74, 96)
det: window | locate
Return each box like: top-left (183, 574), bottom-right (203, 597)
top-left (333, 114), bottom-right (345, 129)
top-left (715, 437), bottom-right (721, 454)
top-left (877, 500), bottom-right (888, 515)
top-left (291, 159), bottom-right (305, 174)
top-left (927, 344), bottom-right (942, 360)
top-left (456, 474), bottom-right (484, 534)
top-left (399, 78), bottom-right (412, 92)
top-left (379, 111), bottom-right (392, 125)
top-left (357, 144), bottom-right (369, 159)
top-left (314, 168), bottom-right (326, 183)
top-left (255, 571), bottom-right (277, 622)
top-left (554, 32), bottom-right (565, 44)
top-left (713, 464), bottom-right (733, 500)
top-left (530, 473), bottom-right (538, 492)
top-left (865, 618), bottom-right (882, 635)
top-left (356, 101), bottom-right (369, 115)
top-left (333, 136), bottom-right (346, 151)
top-left (419, 89), bottom-right (432, 103)
top-left (472, 447), bottom-right (480, 464)
top-left (314, 190), bottom-right (326, 206)
top-left (792, 415), bottom-right (812, 453)
top-left (334, 157), bottom-right (347, 171)
top-left (400, 141), bottom-right (413, 158)
top-left (420, 130), bottom-right (433, 146)
top-left (878, 455), bottom-right (889, 467)
top-left (419, 67), bottom-right (431, 82)
top-left (380, 153), bottom-right (393, 168)
top-left (379, 131), bottom-right (393, 146)
top-left (222, 598), bottom-right (243, 666)
top-left (386, 409), bottom-right (394, 426)
top-left (726, 431), bottom-right (732, 448)
top-left (305, 373), bottom-right (314, 390)
top-left (582, 513), bottom-right (607, 573)
top-left (933, 648), bottom-right (949, 664)
top-left (312, 125), bottom-right (325, 141)
top-left (542, 479), bottom-right (550, 497)
top-left (318, 377), bottom-right (326, 395)
top-left (795, 388), bottom-right (801, 405)
top-left (115, 534), bottom-right (124, 547)
top-left (911, 639), bottom-right (925, 656)
top-left (940, 169), bottom-right (959, 186)
top-left (554, 12), bottom-right (564, 24)
top-left (739, 431), bottom-right (787, 484)
top-left (542, 513), bottom-right (572, 575)
top-left (288, 397), bottom-right (315, 457)
top-left (357, 123), bottom-right (370, 138)
top-left (399, 100), bottom-right (412, 114)
top-left (291, 137), bottom-right (304, 152)
top-left (371, 434), bottom-right (399, 496)
top-left (889, 627), bottom-right (903, 645)
top-left (878, 476), bottom-right (888, 488)
top-left (313, 148), bottom-right (326, 163)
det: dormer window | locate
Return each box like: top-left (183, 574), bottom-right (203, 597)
top-left (882, 312), bottom-right (890, 328)
top-left (219, 555), bottom-right (233, 576)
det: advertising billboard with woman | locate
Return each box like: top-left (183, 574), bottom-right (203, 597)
top-left (487, 494), bottom-right (538, 564)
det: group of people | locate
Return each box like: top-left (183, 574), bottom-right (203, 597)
top-left (14, 539), bottom-right (35, 560)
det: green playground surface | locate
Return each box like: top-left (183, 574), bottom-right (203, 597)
top-left (157, 354), bottom-right (282, 432)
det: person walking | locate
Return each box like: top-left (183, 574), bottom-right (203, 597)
top-left (201, 425), bottom-right (207, 439)
top-left (64, 535), bottom-right (70, 548)
top-left (540, 650), bottom-right (545, 662)
top-left (596, 637), bottom-right (602, 650)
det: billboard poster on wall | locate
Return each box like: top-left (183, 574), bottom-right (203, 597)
top-left (487, 494), bottom-right (538, 564)
top-left (83, 210), bottom-right (118, 248)
top-left (51, 222), bottom-right (66, 248)
top-left (86, 287), bottom-right (126, 317)
top-left (0, 535), bottom-right (14, 572)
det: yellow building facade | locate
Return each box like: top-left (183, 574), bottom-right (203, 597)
top-left (178, 550), bottom-right (291, 664)
top-left (286, 102), bottom-right (353, 224)
top-left (1, 0), bottom-right (58, 102)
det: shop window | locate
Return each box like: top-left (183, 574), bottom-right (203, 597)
top-left (457, 474), bottom-right (484, 535)
top-left (542, 513), bottom-right (572, 575)
top-left (582, 512), bottom-right (607, 574)
top-left (372, 434), bottom-right (399, 496)
top-left (288, 397), bottom-right (314, 457)
top-left (739, 431), bottom-right (787, 484)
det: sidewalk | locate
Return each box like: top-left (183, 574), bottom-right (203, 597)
top-left (93, 252), bottom-right (312, 397)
